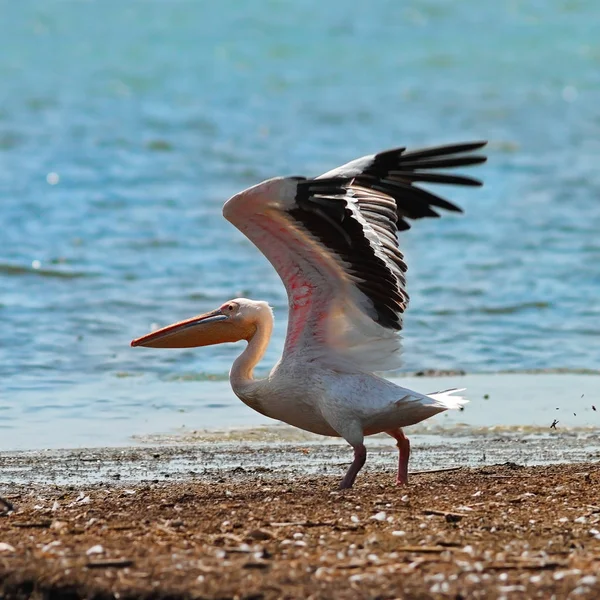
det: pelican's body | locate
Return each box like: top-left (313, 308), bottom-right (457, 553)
top-left (132, 141), bottom-right (486, 488)
top-left (229, 309), bottom-right (459, 438)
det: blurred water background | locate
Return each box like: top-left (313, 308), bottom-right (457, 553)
top-left (2, 1), bottom-right (600, 449)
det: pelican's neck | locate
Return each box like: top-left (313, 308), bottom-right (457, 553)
top-left (230, 311), bottom-right (273, 402)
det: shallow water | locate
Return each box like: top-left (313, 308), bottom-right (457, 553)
top-left (2, 1), bottom-right (600, 449)
top-left (2, 373), bottom-right (599, 450)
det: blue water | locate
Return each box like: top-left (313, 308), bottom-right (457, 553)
top-left (2, 1), bottom-right (600, 449)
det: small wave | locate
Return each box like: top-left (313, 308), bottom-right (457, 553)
top-left (419, 285), bottom-right (484, 297)
top-left (126, 239), bottom-right (180, 250)
top-left (0, 132), bottom-right (24, 150)
top-left (156, 367), bottom-right (600, 382)
top-left (165, 372), bottom-right (230, 382)
top-left (146, 139), bottom-right (174, 152)
top-left (0, 263), bottom-right (93, 279)
top-left (429, 301), bottom-right (550, 317)
top-left (478, 301), bottom-right (551, 315)
top-left (496, 367), bottom-right (600, 376)
top-left (185, 292), bottom-right (212, 301)
top-left (114, 372), bottom-right (143, 379)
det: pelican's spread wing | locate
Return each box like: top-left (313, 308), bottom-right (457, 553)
top-left (223, 142), bottom-right (486, 372)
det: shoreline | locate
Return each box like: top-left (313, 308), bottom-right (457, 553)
top-left (1, 428), bottom-right (599, 486)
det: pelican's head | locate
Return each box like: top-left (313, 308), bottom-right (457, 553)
top-left (131, 298), bottom-right (272, 349)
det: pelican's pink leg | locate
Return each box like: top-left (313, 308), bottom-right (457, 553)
top-left (339, 443), bottom-right (367, 489)
top-left (387, 428), bottom-right (410, 486)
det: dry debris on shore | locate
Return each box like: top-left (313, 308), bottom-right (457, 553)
top-left (1, 463), bottom-right (600, 599)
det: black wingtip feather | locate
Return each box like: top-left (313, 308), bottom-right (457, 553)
top-left (389, 171), bottom-right (484, 187)
top-left (397, 155), bottom-right (487, 170)
top-left (399, 141), bottom-right (487, 161)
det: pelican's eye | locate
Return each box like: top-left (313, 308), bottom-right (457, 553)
top-left (226, 304), bottom-right (235, 312)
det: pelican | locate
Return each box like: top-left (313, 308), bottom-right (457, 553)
top-left (132, 141), bottom-right (487, 489)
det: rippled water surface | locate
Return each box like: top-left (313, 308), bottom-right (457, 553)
top-left (2, 1), bottom-right (600, 448)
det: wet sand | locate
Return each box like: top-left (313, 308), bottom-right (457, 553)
top-left (1, 438), bottom-right (600, 599)
top-left (1, 423), bottom-right (600, 485)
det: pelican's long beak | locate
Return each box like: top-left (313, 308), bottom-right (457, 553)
top-left (131, 309), bottom-right (239, 349)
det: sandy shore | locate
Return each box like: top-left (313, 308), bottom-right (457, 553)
top-left (1, 439), bottom-right (600, 599)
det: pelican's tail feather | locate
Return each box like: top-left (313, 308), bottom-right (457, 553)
top-left (427, 388), bottom-right (468, 410)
